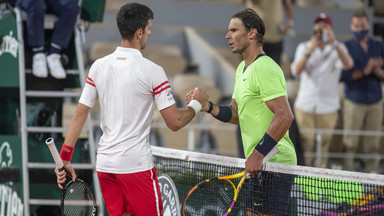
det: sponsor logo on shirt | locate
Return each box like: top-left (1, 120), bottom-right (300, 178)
top-left (166, 89), bottom-right (173, 97)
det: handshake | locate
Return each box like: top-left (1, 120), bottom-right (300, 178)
top-left (186, 87), bottom-right (210, 113)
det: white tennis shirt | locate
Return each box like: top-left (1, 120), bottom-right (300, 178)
top-left (79, 47), bottom-right (175, 174)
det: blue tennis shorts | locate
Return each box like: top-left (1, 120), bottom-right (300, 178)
top-left (244, 171), bottom-right (294, 215)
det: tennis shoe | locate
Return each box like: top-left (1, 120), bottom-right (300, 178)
top-left (32, 53), bottom-right (48, 78)
top-left (47, 53), bottom-right (66, 79)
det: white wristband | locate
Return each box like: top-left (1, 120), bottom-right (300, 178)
top-left (187, 100), bottom-right (202, 115)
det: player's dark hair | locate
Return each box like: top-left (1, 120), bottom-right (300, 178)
top-left (116, 3), bottom-right (154, 41)
top-left (232, 8), bottom-right (265, 46)
top-left (353, 9), bottom-right (369, 21)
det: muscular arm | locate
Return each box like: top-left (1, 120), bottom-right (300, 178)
top-left (161, 88), bottom-right (208, 131)
top-left (160, 104), bottom-right (197, 131)
top-left (245, 96), bottom-right (294, 177)
top-left (265, 95), bottom-right (294, 141)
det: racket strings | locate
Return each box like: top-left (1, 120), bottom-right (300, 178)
top-left (63, 181), bottom-right (96, 216)
top-left (184, 179), bottom-right (236, 216)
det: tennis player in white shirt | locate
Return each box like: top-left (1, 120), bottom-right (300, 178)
top-left (55, 3), bottom-right (208, 216)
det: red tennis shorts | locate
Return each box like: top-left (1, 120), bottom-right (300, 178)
top-left (97, 167), bottom-right (163, 216)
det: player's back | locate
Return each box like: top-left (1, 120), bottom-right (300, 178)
top-left (90, 47), bottom-right (169, 173)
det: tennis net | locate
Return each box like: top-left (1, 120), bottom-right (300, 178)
top-left (152, 146), bottom-right (384, 216)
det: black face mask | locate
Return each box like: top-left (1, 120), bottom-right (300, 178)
top-left (352, 30), bottom-right (369, 41)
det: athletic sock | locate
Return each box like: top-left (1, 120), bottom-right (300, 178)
top-left (48, 42), bottom-right (62, 55)
top-left (32, 46), bottom-right (45, 55)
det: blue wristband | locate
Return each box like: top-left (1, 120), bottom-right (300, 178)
top-left (213, 105), bottom-right (232, 122)
top-left (254, 133), bottom-right (277, 156)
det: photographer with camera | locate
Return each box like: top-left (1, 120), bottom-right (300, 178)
top-left (291, 13), bottom-right (353, 168)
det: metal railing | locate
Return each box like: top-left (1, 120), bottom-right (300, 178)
top-left (299, 128), bottom-right (384, 168)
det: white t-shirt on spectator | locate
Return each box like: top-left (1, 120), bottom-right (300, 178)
top-left (291, 41), bottom-right (348, 114)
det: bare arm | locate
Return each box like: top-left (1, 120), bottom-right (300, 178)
top-left (245, 96), bottom-right (294, 177)
top-left (160, 104), bottom-right (197, 131)
top-left (56, 103), bottom-right (91, 188)
top-left (265, 96), bottom-right (294, 141)
top-left (63, 103), bottom-right (91, 148)
top-left (282, 0), bottom-right (294, 21)
top-left (279, 0), bottom-right (294, 34)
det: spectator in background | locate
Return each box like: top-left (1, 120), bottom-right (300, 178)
top-left (291, 13), bottom-right (353, 168)
top-left (15, 0), bottom-right (79, 79)
top-left (341, 10), bottom-right (384, 173)
top-left (238, 0), bottom-right (294, 65)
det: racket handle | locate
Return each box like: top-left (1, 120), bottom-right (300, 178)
top-left (262, 145), bottom-right (280, 163)
top-left (46, 137), bottom-right (64, 169)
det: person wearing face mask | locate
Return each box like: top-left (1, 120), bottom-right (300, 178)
top-left (341, 10), bottom-right (384, 173)
top-left (291, 13), bottom-right (353, 168)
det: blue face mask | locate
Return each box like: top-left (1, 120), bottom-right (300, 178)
top-left (322, 34), bottom-right (328, 43)
top-left (353, 30), bottom-right (369, 40)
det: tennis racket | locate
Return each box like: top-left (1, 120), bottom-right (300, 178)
top-left (182, 145), bottom-right (280, 216)
top-left (46, 137), bottom-right (97, 216)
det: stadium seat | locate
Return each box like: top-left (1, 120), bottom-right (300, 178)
top-left (215, 47), bottom-right (242, 68)
top-left (172, 73), bottom-right (221, 107)
top-left (89, 41), bottom-right (119, 62)
top-left (204, 114), bottom-right (238, 157)
top-left (143, 44), bottom-right (187, 78)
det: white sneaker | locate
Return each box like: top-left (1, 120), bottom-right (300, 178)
top-left (32, 53), bottom-right (48, 78)
top-left (47, 53), bottom-right (66, 79)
